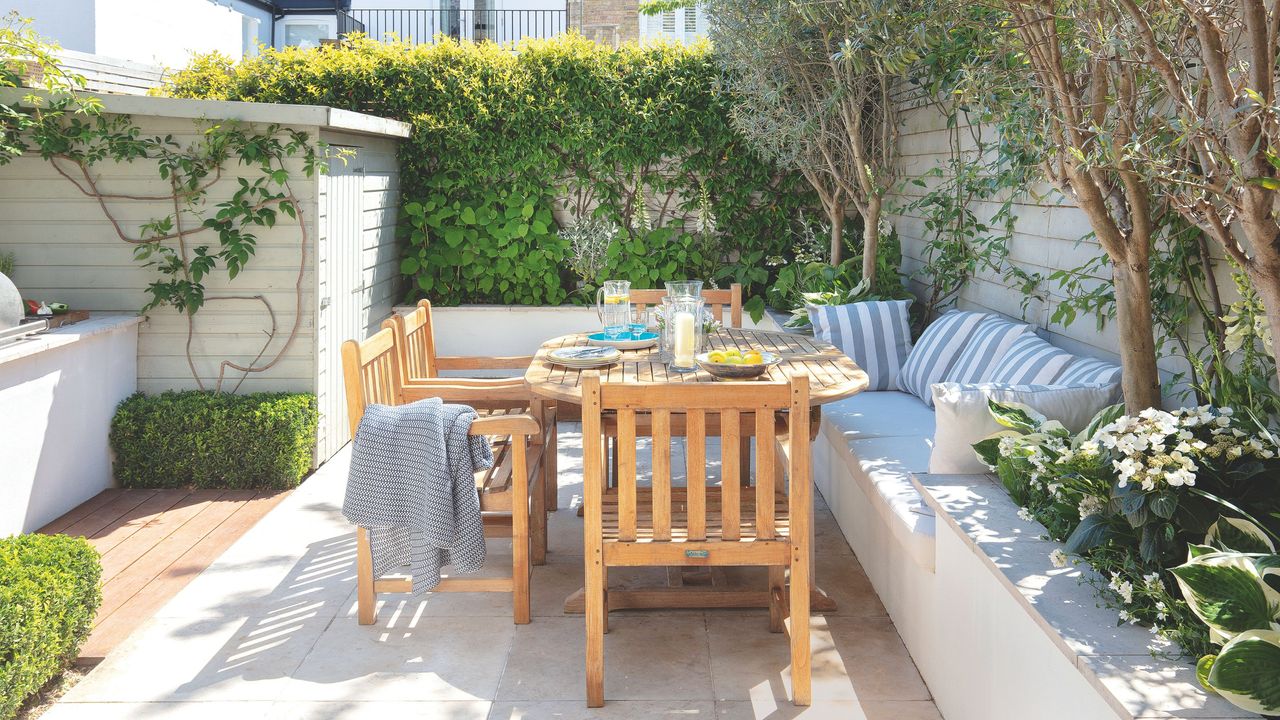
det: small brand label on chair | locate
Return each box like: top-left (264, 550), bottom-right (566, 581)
top-left (685, 549), bottom-right (710, 558)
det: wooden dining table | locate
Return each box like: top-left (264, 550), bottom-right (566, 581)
top-left (524, 327), bottom-right (869, 614)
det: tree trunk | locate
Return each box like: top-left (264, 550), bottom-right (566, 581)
top-left (1113, 260), bottom-right (1164, 412)
top-left (829, 204), bottom-right (845, 266)
top-left (862, 197), bottom-right (882, 292)
top-left (1253, 267), bottom-right (1280, 391)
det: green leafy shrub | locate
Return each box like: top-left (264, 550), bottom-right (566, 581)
top-left (0, 534), bottom-right (101, 720)
top-left (162, 35), bottom-right (817, 309)
top-left (110, 391), bottom-right (318, 490)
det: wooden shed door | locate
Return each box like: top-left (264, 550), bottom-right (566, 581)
top-left (316, 162), bottom-right (366, 460)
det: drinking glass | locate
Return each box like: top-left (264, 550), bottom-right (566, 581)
top-left (628, 306), bottom-right (649, 339)
top-left (664, 280), bottom-right (704, 299)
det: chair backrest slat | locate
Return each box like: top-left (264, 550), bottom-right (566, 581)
top-left (629, 283), bottom-right (743, 329)
top-left (685, 408), bottom-right (707, 541)
top-left (384, 299), bottom-right (439, 383)
top-left (720, 409), bottom-right (742, 541)
top-left (754, 409), bottom-right (776, 540)
top-left (651, 409), bottom-right (672, 541)
top-left (617, 408), bottom-right (638, 542)
top-left (341, 327), bottom-right (406, 439)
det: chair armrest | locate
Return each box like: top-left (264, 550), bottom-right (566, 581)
top-left (469, 413), bottom-right (541, 437)
top-left (435, 355), bottom-right (537, 371)
top-left (403, 381), bottom-right (534, 405)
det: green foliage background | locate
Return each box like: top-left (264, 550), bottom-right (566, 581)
top-left (163, 35), bottom-right (817, 306)
top-left (110, 391), bottom-right (318, 490)
top-left (0, 534), bottom-right (101, 720)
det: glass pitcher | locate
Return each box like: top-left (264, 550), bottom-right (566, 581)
top-left (665, 296), bottom-right (705, 372)
top-left (596, 280), bottom-right (631, 339)
top-left (664, 280), bottom-right (704, 299)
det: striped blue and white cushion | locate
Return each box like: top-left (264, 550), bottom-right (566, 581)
top-left (808, 300), bottom-right (912, 391)
top-left (1057, 356), bottom-right (1123, 385)
top-left (895, 310), bottom-right (988, 406)
top-left (988, 333), bottom-right (1076, 385)
top-left (943, 315), bottom-right (1035, 384)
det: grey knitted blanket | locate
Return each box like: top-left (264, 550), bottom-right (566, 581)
top-left (343, 398), bottom-right (493, 595)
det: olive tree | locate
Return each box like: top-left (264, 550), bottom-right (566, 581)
top-left (1105, 0), bottom-right (1280, 389)
top-left (961, 1), bottom-right (1165, 410)
top-left (705, 0), bottom-right (934, 282)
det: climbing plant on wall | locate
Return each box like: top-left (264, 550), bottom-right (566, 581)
top-left (4, 15), bottom-right (334, 390)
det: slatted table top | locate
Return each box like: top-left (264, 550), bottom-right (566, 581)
top-left (526, 328), bottom-right (868, 405)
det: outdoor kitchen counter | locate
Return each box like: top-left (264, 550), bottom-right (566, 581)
top-left (1, 312), bottom-right (142, 535)
top-left (0, 313), bottom-right (143, 366)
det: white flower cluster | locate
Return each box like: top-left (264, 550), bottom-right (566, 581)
top-left (1095, 406), bottom-right (1277, 492)
top-left (1109, 572), bottom-right (1135, 605)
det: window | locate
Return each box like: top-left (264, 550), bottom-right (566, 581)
top-left (280, 16), bottom-right (336, 49)
top-left (640, 4), bottom-right (707, 44)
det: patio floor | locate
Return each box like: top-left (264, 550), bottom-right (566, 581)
top-left (43, 424), bottom-right (941, 720)
top-left (39, 487), bottom-right (290, 663)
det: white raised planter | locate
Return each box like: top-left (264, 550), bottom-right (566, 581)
top-left (0, 314), bottom-right (141, 536)
top-left (910, 473), bottom-right (1257, 720)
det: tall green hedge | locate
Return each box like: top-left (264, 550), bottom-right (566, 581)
top-left (109, 391), bottom-right (318, 491)
top-left (162, 35), bottom-right (817, 309)
top-left (0, 534), bottom-right (101, 720)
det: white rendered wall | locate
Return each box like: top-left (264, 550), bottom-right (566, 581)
top-left (0, 316), bottom-right (138, 536)
top-left (94, 0), bottom-right (244, 68)
top-left (8, 0), bottom-right (96, 54)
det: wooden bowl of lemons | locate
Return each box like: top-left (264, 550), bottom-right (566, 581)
top-left (695, 348), bottom-right (780, 380)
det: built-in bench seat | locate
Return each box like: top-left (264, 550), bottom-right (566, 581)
top-left (818, 391), bottom-right (936, 571)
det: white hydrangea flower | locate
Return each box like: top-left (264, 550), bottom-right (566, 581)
top-left (1017, 507), bottom-right (1034, 522)
top-left (1049, 549), bottom-right (1069, 568)
top-left (1078, 495), bottom-right (1105, 519)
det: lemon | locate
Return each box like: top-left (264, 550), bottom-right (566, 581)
top-left (603, 294), bottom-right (628, 304)
top-left (743, 351), bottom-right (763, 364)
top-left (724, 356), bottom-right (744, 365)
top-left (723, 348), bottom-right (741, 358)
top-left (708, 351), bottom-right (727, 363)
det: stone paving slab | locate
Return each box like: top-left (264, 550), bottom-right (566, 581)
top-left (47, 425), bottom-right (939, 720)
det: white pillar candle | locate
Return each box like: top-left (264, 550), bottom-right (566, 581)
top-left (673, 311), bottom-right (696, 366)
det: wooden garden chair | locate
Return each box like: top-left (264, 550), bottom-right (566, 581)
top-left (386, 300), bottom-right (560, 518)
top-left (341, 327), bottom-right (547, 625)
top-left (579, 371), bottom-right (813, 707)
top-left (629, 282), bottom-right (743, 328)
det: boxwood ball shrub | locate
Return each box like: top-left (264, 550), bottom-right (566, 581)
top-left (162, 35), bottom-right (819, 310)
top-left (0, 534), bottom-right (102, 720)
top-left (110, 391), bottom-right (318, 490)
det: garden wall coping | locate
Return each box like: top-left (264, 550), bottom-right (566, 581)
top-left (0, 312), bottom-right (142, 367)
top-left (913, 473), bottom-right (1257, 720)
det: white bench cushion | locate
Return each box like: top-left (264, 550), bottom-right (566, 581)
top-left (821, 390), bottom-right (936, 441)
top-left (821, 396), bottom-right (937, 571)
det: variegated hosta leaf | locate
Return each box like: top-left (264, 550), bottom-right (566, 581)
top-left (1203, 630), bottom-right (1280, 714)
top-left (1206, 516), bottom-right (1276, 554)
top-left (1171, 553), bottom-right (1280, 641)
top-left (987, 399), bottom-right (1044, 433)
top-left (1081, 403), bottom-right (1125, 439)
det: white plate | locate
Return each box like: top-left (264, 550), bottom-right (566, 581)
top-left (548, 346), bottom-right (622, 368)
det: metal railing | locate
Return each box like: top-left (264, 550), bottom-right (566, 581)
top-left (337, 10), bottom-right (367, 38)
top-left (347, 8), bottom-right (568, 46)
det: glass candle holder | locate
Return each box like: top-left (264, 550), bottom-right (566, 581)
top-left (664, 280), bottom-right (704, 299)
top-left (666, 296), bottom-right (704, 372)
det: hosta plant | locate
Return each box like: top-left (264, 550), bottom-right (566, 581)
top-left (1172, 517), bottom-right (1280, 716)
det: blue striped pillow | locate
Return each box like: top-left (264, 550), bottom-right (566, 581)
top-left (895, 310), bottom-right (987, 406)
top-left (943, 315), bottom-right (1035, 384)
top-left (808, 300), bottom-right (913, 391)
top-left (988, 333), bottom-right (1076, 385)
top-left (1057, 355), bottom-right (1123, 385)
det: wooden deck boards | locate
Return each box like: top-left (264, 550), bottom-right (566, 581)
top-left (38, 487), bottom-right (290, 664)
